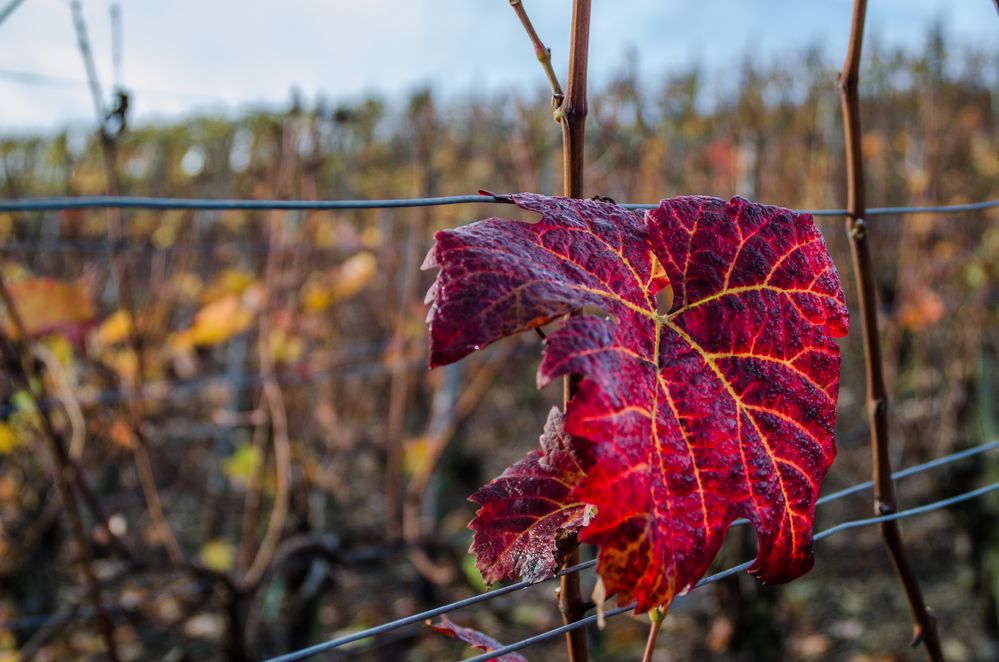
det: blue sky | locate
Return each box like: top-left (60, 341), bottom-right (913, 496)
top-left (1, 0), bottom-right (996, 134)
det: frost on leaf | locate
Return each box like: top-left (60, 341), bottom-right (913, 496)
top-left (425, 193), bottom-right (849, 612)
top-left (426, 615), bottom-right (528, 662)
top-left (468, 407), bottom-right (591, 584)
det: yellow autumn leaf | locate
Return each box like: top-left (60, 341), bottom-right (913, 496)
top-left (302, 280), bottom-right (333, 312)
top-left (201, 268), bottom-right (256, 304)
top-left (104, 348), bottom-right (139, 383)
top-left (152, 210), bottom-right (184, 248)
top-left (0, 636), bottom-right (16, 660)
top-left (0, 212), bottom-right (13, 240)
top-left (0, 423), bottom-right (19, 454)
top-left (223, 444), bottom-right (260, 486)
top-left (403, 436), bottom-right (431, 476)
top-left (361, 226), bottom-right (383, 248)
top-left (268, 327), bottom-right (305, 365)
top-left (3, 277), bottom-right (96, 338)
top-left (332, 252), bottom-right (376, 300)
top-left (302, 252), bottom-right (377, 312)
top-left (181, 294), bottom-right (254, 346)
top-left (95, 310), bottom-right (133, 347)
top-left (199, 539), bottom-right (234, 572)
top-left (42, 333), bottom-right (75, 367)
top-left (173, 272), bottom-right (205, 303)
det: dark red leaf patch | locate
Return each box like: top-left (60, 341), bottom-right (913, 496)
top-left (425, 193), bottom-right (849, 612)
top-left (426, 615), bottom-right (528, 662)
top-left (468, 408), bottom-right (592, 584)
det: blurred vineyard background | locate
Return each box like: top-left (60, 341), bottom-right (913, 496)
top-left (1, 24), bottom-right (999, 661)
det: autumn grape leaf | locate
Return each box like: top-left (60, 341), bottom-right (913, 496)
top-left (468, 407), bottom-right (592, 584)
top-left (2, 276), bottom-right (96, 340)
top-left (425, 193), bottom-right (849, 613)
top-left (426, 615), bottom-right (527, 662)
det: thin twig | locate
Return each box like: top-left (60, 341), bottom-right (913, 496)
top-left (34, 345), bottom-right (86, 458)
top-left (0, 0), bottom-right (27, 30)
top-left (403, 345), bottom-right (515, 543)
top-left (70, 0), bottom-right (184, 569)
top-left (508, 0), bottom-right (565, 116)
top-left (238, 395), bottom-right (270, 572)
top-left (135, 441), bottom-right (185, 562)
top-left (837, 2), bottom-right (944, 659)
top-left (69, 0), bottom-right (106, 125)
top-left (0, 272), bottom-right (121, 662)
top-left (242, 121), bottom-right (297, 590)
top-left (386, 98), bottom-right (436, 540)
top-left (241, 289), bottom-right (293, 591)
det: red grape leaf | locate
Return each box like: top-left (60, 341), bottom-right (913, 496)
top-left (425, 193), bottom-right (848, 613)
top-left (426, 615), bottom-right (528, 662)
top-left (468, 407), bottom-right (592, 584)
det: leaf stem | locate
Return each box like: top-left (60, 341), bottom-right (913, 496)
top-left (508, 0), bottom-right (565, 117)
top-left (838, 2), bottom-right (944, 660)
top-left (641, 607), bottom-right (666, 662)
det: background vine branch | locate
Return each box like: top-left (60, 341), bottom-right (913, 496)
top-left (838, 1), bottom-right (944, 659)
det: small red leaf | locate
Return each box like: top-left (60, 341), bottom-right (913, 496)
top-left (468, 408), bottom-right (591, 584)
top-left (426, 194), bottom-right (849, 613)
top-left (427, 615), bottom-right (528, 662)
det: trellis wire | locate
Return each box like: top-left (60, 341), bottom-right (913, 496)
top-left (1, 418), bottom-right (993, 651)
top-left (0, 195), bottom-right (997, 215)
top-left (2, 193), bottom-right (996, 655)
top-left (460, 479), bottom-right (999, 662)
top-left (0, 238), bottom-right (362, 255)
top-left (261, 439), bottom-right (999, 662)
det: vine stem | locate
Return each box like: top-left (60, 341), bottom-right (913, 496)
top-left (508, 0), bottom-right (565, 115)
top-left (837, 1), bottom-right (943, 659)
top-left (558, 2), bottom-right (591, 662)
top-left (242, 121), bottom-right (297, 591)
top-left (0, 272), bottom-right (121, 662)
top-left (71, 0), bottom-right (186, 565)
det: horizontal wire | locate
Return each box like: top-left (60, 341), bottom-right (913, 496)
top-left (815, 438), bottom-right (999, 505)
top-left (627, 199), bottom-right (999, 216)
top-left (0, 238), bottom-right (359, 256)
top-left (0, 195), bottom-right (501, 212)
top-left (5, 440), bottom-right (996, 639)
top-left (724, 437), bottom-right (999, 530)
top-left (1, 195), bottom-right (997, 216)
top-left (1, 199), bottom-right (996, 256)
top-left (462, 478), bottom-right (999, 662)
top-left (261, 437), bottom-right (999, 662)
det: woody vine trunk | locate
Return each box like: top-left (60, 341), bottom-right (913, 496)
top-left (837, 1), bottom-right (944, 659)
top-left (559, 2), bottom-right (591, 662)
